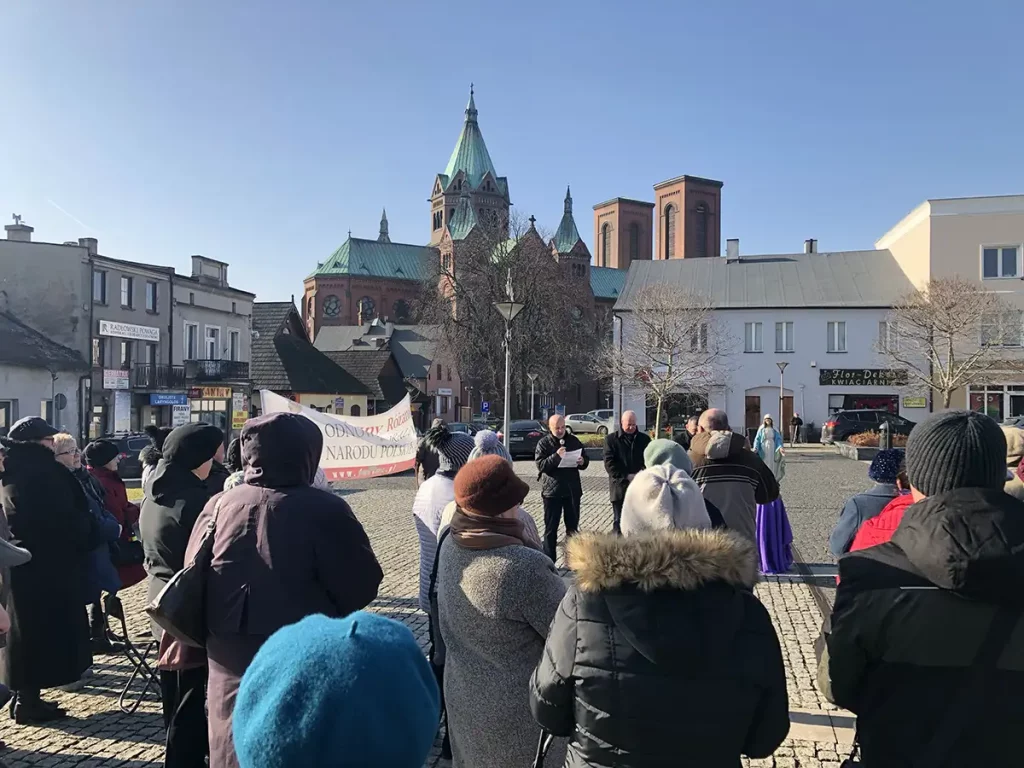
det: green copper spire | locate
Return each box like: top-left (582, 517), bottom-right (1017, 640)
top-left (443, 85), bottom-right (498, 188)
top-left (553, 185), bottom-right (583, 253)
top-left (448, 188), bottom-right (479, 241)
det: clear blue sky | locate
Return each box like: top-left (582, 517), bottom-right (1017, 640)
top-left (3, 1), bottom-right (1023, 302)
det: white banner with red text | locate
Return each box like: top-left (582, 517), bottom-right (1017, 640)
top-left (259, 390), bottom-right (417, 480)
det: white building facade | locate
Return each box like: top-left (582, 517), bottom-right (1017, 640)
top-left (614, 249), bottom-right (928, 435)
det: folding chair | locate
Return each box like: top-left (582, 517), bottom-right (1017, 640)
top-left (103, 593), bottom-right (160, 714)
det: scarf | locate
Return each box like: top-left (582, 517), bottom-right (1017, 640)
top-left (449, 506), bottom-right (542, 552)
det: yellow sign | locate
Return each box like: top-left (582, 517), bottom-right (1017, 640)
top-left (902, 397), bottom-right (927, 408)
top-left (232, 411), bottom-right (248, 430)
top-left (201, 387), bottom-right (232, 399)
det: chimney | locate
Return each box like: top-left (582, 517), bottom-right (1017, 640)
top-left (726, 238), bottom-right (739, 259)
top-left (804, 239), bottom-right (817, 254)
top-left (78, 237), bottom-right (98, 255)
top-left (5, 215), bottom-right (33, 242)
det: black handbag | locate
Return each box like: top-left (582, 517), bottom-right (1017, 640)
top-left (144, 500), bottom-right (222, 648)
top-left (842, 604), bottom-right (1020, 768)
top-left (111, 537), bottom-right (144, 567)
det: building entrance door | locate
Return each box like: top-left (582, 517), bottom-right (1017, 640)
top-left (745, 396), bottom-right (761, 432)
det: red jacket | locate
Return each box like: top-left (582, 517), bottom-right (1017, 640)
top-left (88, 465), bottom-right (146, 588)
top-left (850, 493), bottom-right (915, 552)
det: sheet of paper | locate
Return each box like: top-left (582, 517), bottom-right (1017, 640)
top-left (559, 449), bottom-right (582, 468)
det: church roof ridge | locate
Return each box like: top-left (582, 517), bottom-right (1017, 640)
top-left (443, 86), bottom-right (498, 189)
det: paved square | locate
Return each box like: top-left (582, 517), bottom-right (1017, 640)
top-left (1, 446), bottom-right (870, 767)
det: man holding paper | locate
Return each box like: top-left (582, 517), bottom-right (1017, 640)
top-left (535, 414), bottom-right (590, 561)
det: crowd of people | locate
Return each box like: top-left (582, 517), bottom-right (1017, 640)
top-left (1, 402), bottom-right (1022, 767)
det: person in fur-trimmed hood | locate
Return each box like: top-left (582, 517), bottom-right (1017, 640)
top-left (530, 464), bottom-right (790, 767)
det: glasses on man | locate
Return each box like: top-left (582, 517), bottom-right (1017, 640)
top-left (56, 449), bottom-right (81, 457)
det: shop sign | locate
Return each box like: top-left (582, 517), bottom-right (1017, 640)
top-left (232, 410), bottom-right (248, 430)
top-left (171, 404), bottom-right (191, 427)
top-left (902, 396), bottom-right (928, 408)
top-left (113, 391), bottom-right (132, 433)
top-left (437, 388), bottom-right (453, 396)
top-left (200, 387), bottom-right (232, 399)
top-left (232, 392), bottom-right (245, 411)
top-left (98, 320), bottom-right (160, 342)
top-left (188, 387), bottom-right (203, 399)
top-left (334, 397), bottom-right (345, 410)
top-left (150, 393), bottom-right (187, 406)
top-left (818, 368), bottom-right (908, 387)
top-left (102, 369), bottom-right (130, 390)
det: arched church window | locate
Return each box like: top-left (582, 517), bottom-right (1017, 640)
top-left (694, 202), bottom-right (708, 257)
top-left (322, 294), bottom-right (341, 317)
top-left (601, 223), bottom-right (612, 265)
top-left (393, 299), bottom-right (411, 322)
top-left (664, 204), bottom-right (677, 259)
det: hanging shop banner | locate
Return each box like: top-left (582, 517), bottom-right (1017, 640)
top-left (113, 391), bottom-right (132, 433)
top-left (818, 368), bottom-right (908, 387)
top-left (103, 369), bottom-right (130, 390)
top-left (260, 389), bottom-right (417, 480)
top-left (171, 404), bottom-right (191, 427)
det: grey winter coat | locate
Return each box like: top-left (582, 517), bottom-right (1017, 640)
top-left (437, 536), bottom-right (567, 768)
top-left (829, 483), bottom-right (898, 557)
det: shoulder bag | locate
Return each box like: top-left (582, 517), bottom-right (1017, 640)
top-left (144, 499), bottom-right (222, 648)
top-left (842, 604), bottom-right (1020, 767)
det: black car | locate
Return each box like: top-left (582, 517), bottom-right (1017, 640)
top-left (821, 410), bottom-right (915, 444)
top-left (99, 432), bottom-right (153, 479)
top-left (500, 420), bottom-right (548, 459)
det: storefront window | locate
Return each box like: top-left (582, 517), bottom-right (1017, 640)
top-left (969, 385), bottom-right (1006, 421)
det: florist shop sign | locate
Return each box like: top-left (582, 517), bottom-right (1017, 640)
top-left (818, 368), bottom-right (908, 387)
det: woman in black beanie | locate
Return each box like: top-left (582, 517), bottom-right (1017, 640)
top-left (139, 422), bottom-right (223, 768)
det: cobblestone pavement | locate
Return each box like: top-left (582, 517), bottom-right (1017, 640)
top-left (1, 447), bottom-right (869, 767)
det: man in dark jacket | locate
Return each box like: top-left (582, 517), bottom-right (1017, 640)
top-left (139, 421), bottom-right (223, 768)
top-left (535, 414), bottom-right (589, 560)
top-left (0, 417), bottom-right (101, 724)
top-left (688, 409), bottom-right (779, 543)
top-left (788, 413), bottom-right (803, 446)
top-left (602, 410), bottom-right (650, 534)
top-left (818, 411), bottom-right (1024, 767)
top-left (531, 465), bottom-right (789, 766)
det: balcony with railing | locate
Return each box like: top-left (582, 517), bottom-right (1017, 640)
top-left (131, 364), bottom-right (187, 390)
top-left (185, 359), bottom-right (250, 382)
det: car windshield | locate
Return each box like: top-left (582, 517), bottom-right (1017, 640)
top-left (509, 421), bottom-right (543, 431)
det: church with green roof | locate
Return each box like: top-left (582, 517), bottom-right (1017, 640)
top-left (301, 88), bottom-right (626, 341)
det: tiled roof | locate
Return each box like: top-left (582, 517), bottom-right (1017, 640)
top-left (0, 311), bottom-right (88, 371)
top-left (323, 349), bottom-right (408, 403)
top-left (590, 266), bottom-right (627, 301)
top-left (614, 250), bottom-right (913, 310)
top-left (443, 89), bottom-right (498, 188)
top-left (250, 302), bottom-right (370, 395)
top-left (312, 237), bottom-right (437, 280)
top-left (448, 192), bottom-right (478, 241)
top-left (314, 322), bottom-right (439, 380)
top-left (553, 186), bottom-right (583, 254)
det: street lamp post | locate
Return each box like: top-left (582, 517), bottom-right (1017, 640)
top-left (527, 373), bottom-right (538, 420)
top-left (776, 361), bottom-right (789, 425)
top-left (494, 269), bottom-right (525, 451)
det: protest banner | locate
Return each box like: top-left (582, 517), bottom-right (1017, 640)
top-left (260, 390), bottom-right (418, 480)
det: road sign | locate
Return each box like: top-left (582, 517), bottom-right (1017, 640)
top-left (481, 401), bottom-right (490, 413)
top-left (555, 404), bottom-right (566, 416)
top-left (54, 393), bottom-right (68, 411)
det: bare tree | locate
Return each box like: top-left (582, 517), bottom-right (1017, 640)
top-left (419, 212), bottom-right (598, 418)
top-left (596, 284), bottom-right (735, 433)
top-left (878, 276), bottom-right (1024, 408)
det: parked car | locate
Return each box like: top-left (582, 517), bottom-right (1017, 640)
top-left (447, 422), bottom-right (484, 436)
top-left (500, 420), bottom-right (548, 459)
top-left (100, 432), bottom-right (153, 479)
top-left (587, 409), bottom-right (615, 423)
top-left (820, 410), bottom-right (915, 444)
top-left (565, 413), bottom-right (609, 436)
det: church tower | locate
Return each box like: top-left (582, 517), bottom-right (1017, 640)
top-left (429, 87), bottom-right (510, 245)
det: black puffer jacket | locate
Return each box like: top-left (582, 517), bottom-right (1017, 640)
top-left (530, 529), bottom-right (789, 767)
top-left (535, 432), bottom-right (590, 499)
top-left (818, 487), bottom-right (1024, 768)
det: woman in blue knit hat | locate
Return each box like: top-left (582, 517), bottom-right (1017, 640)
top-left (828, 447), bottom-right (905, 556)
top-left (232, 612), bottom-right (440, 768)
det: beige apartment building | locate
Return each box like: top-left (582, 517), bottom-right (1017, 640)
top-left (877, 195), bottom-right (1024, 418)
